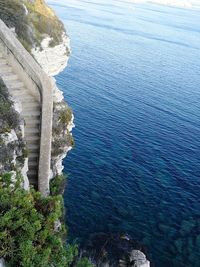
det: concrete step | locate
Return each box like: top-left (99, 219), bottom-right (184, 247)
top-left (27, 141), bottom-right (40, 147)
top-left (27, 168), bottom-right (37, 174)
top-left (28, 177), bottom-right (38, 186)
top-left (27, 143), bottom-right (39, 150)
top-left (1, 73), bottom-right (18, 81)
top-left (28, 165), bottom-right (38, 173)
top-left (25, 119), bottom-right (40, 127)
top-left (9, 86), bottom-right (26, 92)
top-left (26, 135), bottom-right (40, 142)
top-left (28, 160), bottom-right (38, 167)
top-left (23, 106), bottom-right (40, 113)
top-left (9, 89), bottom-right (28, 97)
top-left (0, 65), bottom-right (12, 73)
top-left (29, 153), bottom-right (39, 161)
top-left (26, 134), bottom-right (40, 140)
top-left (28, 179), bottom-right (38, 186)
top-left (24, 117), bottom-right (40, 125)
top-left (18, 95), bottom-right (35, 101)
top-left (25, 127), bottom-right (40, 134)
top-left (27, 171), bottom-right (38, 184)
top-left (23, 102), bottom-right (40, 109)
top-left (6, 81), bottom-right (24, 89)
top-left (0, 59), bottom-right (7, 64)
top-left (21, 96), bottom-right (39, 102)
top-left (22, 110), bottom-right (40, 117)
top-left (24, 120), bottom-right (40, 129)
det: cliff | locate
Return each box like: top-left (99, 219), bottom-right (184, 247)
top-left (0, 0), bottom-right (74, 185)
top-left (0, 0), bottom-right (70, 76)
top-left (0, 1), bottom-right (76, 266)
top-left (0, 78), bottom-right (29, 189)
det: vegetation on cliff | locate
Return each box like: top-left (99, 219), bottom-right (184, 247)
top-left (0, 82), bottom-right (88, 266)
top-left (0, 173), bottom-right (93, 267)
top-left (52, 101), bottom-right (74, 158)
top-left (0, 173), bottom-right (68, 267)
top-left (0, 0), bottom-right (66, 52)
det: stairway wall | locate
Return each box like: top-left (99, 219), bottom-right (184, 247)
top-left (0, 19), bottom-right (53, 196)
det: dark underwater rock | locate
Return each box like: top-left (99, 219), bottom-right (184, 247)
top-left (81, 233), bottom-right (151, 267)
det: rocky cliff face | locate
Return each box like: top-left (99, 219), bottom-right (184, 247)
top-left (0, 0), bottom-right (74, 183)
top-left (0, 79), bottom-right (29, 189)
top-left (0, 0), bottom-right (70, 76)
top-left (32, 33), bottom-right (70, 76)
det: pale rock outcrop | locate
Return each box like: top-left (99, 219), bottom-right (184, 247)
top-left (21, 157), bottom-right (29, 190)
top-left (51, 105), bottom-right (74, 179)
top-left (129, 250), bottom-right (150, 267)
top-left (0, 78), bottom-right (29, 189)
top-left (1, 129), bottom-right (18, 146)
top-left (0, 259), bottom-right (5, 267)
top-left (51, 145), bottom-right (73, 179)
top-left (32, 33), bottom-right (70, 77)
top-left (67, 114), bottom-right (75, 132)
top-left (0, 128), bottom-right (29, 190)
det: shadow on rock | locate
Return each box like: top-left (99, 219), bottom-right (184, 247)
top-left (81, 233), bottom-right (151, 267)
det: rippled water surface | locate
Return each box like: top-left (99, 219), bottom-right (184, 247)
top-left (48, 1), bottom-right (200, 266)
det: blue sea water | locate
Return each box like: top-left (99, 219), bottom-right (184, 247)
top-left (48, 1), bottom-right (200, 266)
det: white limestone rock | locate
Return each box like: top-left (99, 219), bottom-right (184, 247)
top-left (31, 33), bottom-right (70, 77)
top-left (0, 258), bottom-right (5, 267)
top-left (51, 77), bottom-right (64, 103)
top-left (50, 145), bottom-right (72, 179)
top-left (67, 114), bottom-right (75, 132)
top-left (21, 157), bottom-right (29, 190)
top-left (1, 129), bottom-right (18, 146)
top-left (54, 219), bottom-right (62, 232)
top-left (130, 250), bottom-right (150, 267)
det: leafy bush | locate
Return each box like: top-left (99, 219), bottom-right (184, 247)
top-left (50, 174), bottom-right (67, 196)
top-left (59, 108), bottom-right (73, 126)
top-left (0, 173), bottom-right (93, 267)
top-left (76, 257), bottom-right (94, 267)
top-left (0, 173), bottom-right (71, 267)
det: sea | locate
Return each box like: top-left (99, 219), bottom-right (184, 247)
top-left (48, 1), bottom-right (200, 266)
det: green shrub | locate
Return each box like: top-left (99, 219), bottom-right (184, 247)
top-left (50, 174), bottom-right (67, 196)
top-left (76, 257), bottom-right (94, 267)
top-left (0, 173), bottom-right (69, 267)
top-left (59, 108), bottom-right (73, 126)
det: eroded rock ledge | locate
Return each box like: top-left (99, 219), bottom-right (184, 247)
top-left (32, 33), bottom-right (70, 76)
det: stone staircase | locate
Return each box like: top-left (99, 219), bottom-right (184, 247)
top-left (0, 54), bottom-right (41, 187)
